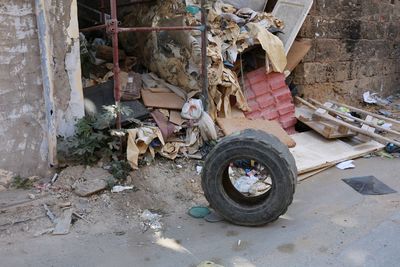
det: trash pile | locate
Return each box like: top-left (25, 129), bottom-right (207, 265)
top-left (79, 0), bottom-right (299, 170)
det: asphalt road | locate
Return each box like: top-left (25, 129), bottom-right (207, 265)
top-left (1, 157), bottom-right (399, 267)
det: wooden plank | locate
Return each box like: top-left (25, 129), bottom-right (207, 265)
top-left (296, 97), bottom-right (400, 147)
top-left (296, 107), bottom-right (356, 139)
top-left (298, 166), bottom-right (332, 182)
top-left (216, 118), bottom-right (296, 148)
top-left (309, 98), bottom-right (400, 137)
top-left (141, 89), bottom-right (185, 110)
top-left (329, 100), bottom-right (400, 127)
top-left (290, 131), bottom-right (384, 174)
top-left (286, 39), bottom-right (313, 72)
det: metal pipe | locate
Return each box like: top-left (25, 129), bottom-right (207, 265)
top-left (200, 0), bottom-right (209, 111)
top-left (80, 24), bottom-right (107, 32)
top-left (35, 0), bottom-right (58, 167)
top-left (110, 0), bottom-right (121, 129)
top-left (118, 0), bottom-right (155, 8)
top-left (117, 25), bottom-right (203, 32)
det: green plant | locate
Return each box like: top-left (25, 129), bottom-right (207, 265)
top-left (59, 104), bottom-right (133, 165)
top-left (12, 176), bottom-right (34, 189)
top-left (110, 160), bottom-right (133, 181)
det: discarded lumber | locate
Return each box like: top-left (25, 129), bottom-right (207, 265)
top-left (308, 98), bottom-right (400, 137)
top-left (295, 97), bottom-right (400, 147)
top-left (95, 45), bottom-right (126, 61)
top-left (329, 100), bottom-right (400, 127)
top-left (296, 106), bottom-right (356, 139)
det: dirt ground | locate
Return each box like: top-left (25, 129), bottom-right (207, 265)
top-left (1, 157), bottom-right (399, 267)
top-left (0, 157), bottom-right (207, 240)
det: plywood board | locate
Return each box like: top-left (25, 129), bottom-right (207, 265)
top-left (141, 89), bottom-right (185, 110)
top-left (286, 39), bottom-right (313, 71)
top-left (290, 131), bottom-right (384, 174)
top-left (216, 118), bottom-right (296, 148)
top-left (272, 0), bottom-right (314, 53)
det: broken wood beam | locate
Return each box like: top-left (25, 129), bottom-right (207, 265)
top-left (308, 98), bottom-right (400, 137)
top-left (296, 97), bottom-right (400, 147)
top-left (329, 100), bottom-right (400, 126)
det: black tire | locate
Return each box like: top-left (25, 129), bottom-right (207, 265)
top-left (201, 129), bottom-right (297, 226)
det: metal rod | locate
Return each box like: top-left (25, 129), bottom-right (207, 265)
top-left (80, 24), bottom-right (107, 32)
top-left (200, 0), bottom-right (209, 111)
top-left (118, 0), bottom-right (155, 8)
top-left (35, 0), bottom-right (58, 167)
top-left (117, 26), bottom-right (203, 32)
top-left (110, 0), bottom-right (121, 129)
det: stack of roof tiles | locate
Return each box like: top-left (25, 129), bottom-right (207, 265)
top-left (243, 69), bottom-right (297, 134)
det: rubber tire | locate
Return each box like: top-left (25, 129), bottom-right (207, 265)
top-left (201, 129), bottom-right (297, 226)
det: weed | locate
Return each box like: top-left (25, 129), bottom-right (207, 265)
top-left (12, 176), bottom-right (34, 189)
top-left (58, 104), bottom-right (133, 165)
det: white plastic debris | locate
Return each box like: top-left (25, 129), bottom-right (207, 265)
top-left (196, 166), bottom-right (203, 175)
top-left (181, 99), bottom-right (203, 120)
top-left (249, 182), bottom-right (270, 195)
top-left (111, 186), bottom-right (134, 193)
top-left (363, 91), bottom-right (378, 104)
top-left (381, 123), bottom-right (393, 130)
top-left (140, 210), bottom-right (162, 231)
top-left (234, 175), bottom-right (258, 193)
top-left (336, 160), bottom-right (355, 170)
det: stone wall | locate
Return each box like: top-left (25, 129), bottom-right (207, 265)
top-left (0, 0), bottom-right (84, 177)
top-left (293, 0), bottom-right (400, 103)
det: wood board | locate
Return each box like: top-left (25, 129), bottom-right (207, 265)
top-left (296, 106), bottom-right (357, 139)
top-left (286, 39), bottom-right (313, 72)
top-left (141, 89), bottom-right (185, 110)
top-left (298, 166), bottom-right (331, 182)
top-left (290, 131), bottom-right (384, 174)
top-left (216, 117), bottom-right (296, 148)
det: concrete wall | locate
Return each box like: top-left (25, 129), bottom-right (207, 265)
top-left (0, 0), bottom-right (84, 177)
top-left (293, 0), bottom-right (400, 103)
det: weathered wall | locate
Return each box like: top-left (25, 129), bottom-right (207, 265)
top-left (293, 0), bottom-right (400, 103)
top-left (0, 0), bottom-right (84, 176)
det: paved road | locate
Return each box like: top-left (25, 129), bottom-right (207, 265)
top-left (1, 157), bottom-right (400, 267)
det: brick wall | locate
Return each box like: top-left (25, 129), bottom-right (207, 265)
top-left (293, 0), bottom-right (400, 103)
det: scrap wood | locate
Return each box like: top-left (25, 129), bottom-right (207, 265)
top-left (141, 89), bottom-right (185, 110)
top-left (289, 131), bottom-right (384, 174)
top-left (308, 98), bottom-right (400, 137)
top-left (296, 106), bottom-right (357, 139)
top-left (296, 97), bottom-right (400, 147)
top-left (53, 208), bottom-right (73, 235)
top-left (216, 117), bottom-right (296, 148)
top-left (329, 100), bottom-right (400, 128)
top-left (286, 39), bottom-right (313, 72)
top-left (298, 166), bottom-right (331, 182)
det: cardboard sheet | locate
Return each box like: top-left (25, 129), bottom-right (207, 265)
top-left (216, 117), bottom-right (296, 148)
top-left (141, 89), bottom-right (185, 110)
